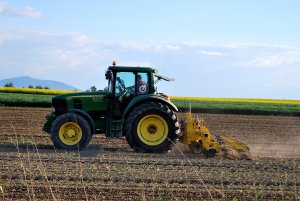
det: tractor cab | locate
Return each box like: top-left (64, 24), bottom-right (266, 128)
top-left (105, 65), bottom-right (156, 116)
top-left (105, 66), bottom-right (155, 97)
top-left (103, 63), bottom-right (177, 139)
top-left (105, 62), bottom-right (174, 100)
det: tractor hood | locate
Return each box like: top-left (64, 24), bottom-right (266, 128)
top-left (51, 91), bottom-right (108, 116)
top-left (53, 91), bottom-right (107, 100)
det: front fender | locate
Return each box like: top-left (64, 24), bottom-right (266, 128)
top-left (42, 112), bottom-right (56, 133)
top-left (43, 110), bottom-right (96, 134)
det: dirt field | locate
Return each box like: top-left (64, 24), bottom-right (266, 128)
top-left (0, 107), bottom-right (299, 200)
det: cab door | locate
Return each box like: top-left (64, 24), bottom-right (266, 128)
top-left (112, 71), bottom-right (136, 117)
top-left (106, 71), bottom-right (150, 137)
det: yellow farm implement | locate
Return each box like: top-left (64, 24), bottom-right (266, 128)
top-left (181, 113), bottom-right (252, 160)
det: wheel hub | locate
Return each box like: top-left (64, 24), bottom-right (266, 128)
top-left (66, 129), bottom-right (76, 138)
top-left (59, 122), bottom-right (83, 145)
top-left (137, 114), bottom-right (169, 146)
top-left (147, 124), bottom-right (157, 134)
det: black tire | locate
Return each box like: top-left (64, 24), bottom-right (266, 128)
top-left (124, 102), bottom-right (180, 153)
top-left (50, 113), bottom-right (92, 150)
top-left (204, 149), bottom-right (216, 158)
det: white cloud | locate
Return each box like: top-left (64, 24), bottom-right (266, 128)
top-left (11, 6), bottom-right (41, 18)
top-left (0, 27), bottom-right (299, 98)
top-left (246, 52), bottom-right (300, 68)
top-left (263, 79), bottom-right (300, 88)
top-left (54, 49), bottom-right (83, 67)
top-left (248, 56), bottom-right (291, 67)
top-left (0, 2), bottom-right (5, 13)
top-left (118, 41), bottom-right (181, 51)
top-left (198, 50), bottom-right (223, 56)
top-left (0, 2), bottom-right (41, 18)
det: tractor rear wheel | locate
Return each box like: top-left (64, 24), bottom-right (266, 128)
top-left (50, 113), bottom-right (92, 150)
top-left (125, 102), bottom-right (180, 153)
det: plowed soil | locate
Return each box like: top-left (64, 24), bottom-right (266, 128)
top-left (0, 107), bottom-right (299, 200)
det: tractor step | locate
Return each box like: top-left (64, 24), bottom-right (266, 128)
top-left (109, 120), bottom-right (122, 138)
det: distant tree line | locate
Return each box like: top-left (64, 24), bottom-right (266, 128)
top-left (4, 82), bottom-right (106, 92)
top-left (3, 82), bottom-right (50, 89)
top-left (86, 86), bottom-right (108, 92)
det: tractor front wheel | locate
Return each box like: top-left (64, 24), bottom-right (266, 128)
top-left (50, 113), bottom-right (92, 150)
top-left (125, 102), bottom-right (180, 153)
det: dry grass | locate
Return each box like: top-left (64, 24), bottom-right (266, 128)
top-left (0, 107), bottom-right (299, 200)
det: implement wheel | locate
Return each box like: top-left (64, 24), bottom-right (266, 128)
top-left (125, 102), bottom-right (180, 153)
top-left (189, 141), bottom-right (204, 154)
top-left (50, 113), bottom-right (92, 150)
top-left (204, 149), bottom-right (216, 158)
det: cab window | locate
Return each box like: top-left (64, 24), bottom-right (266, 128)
top-left (115, 72), bottom-right (135, 96)
top-left (136, 73), bottom-right (149, 94)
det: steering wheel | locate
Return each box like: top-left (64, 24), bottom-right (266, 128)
top-left (116, 77), bottom-right (126, 94)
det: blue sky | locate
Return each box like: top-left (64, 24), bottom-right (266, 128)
top-left (0, 0), bottom-right (300, 99)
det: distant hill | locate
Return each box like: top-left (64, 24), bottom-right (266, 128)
top-left (0, 76), bottom-right (79, 90)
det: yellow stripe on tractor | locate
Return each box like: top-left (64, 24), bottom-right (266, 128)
top-left (181, 113), bottom-right (252, 160)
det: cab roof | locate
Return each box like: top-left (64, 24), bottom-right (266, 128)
top-left (108, 66), bottom-right (156, 73)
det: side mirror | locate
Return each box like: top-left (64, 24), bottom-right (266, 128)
top-left (105, 70), bottom-right (112, 80)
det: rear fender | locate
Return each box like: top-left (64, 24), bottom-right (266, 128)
top-left (123, 95), bottom-right (178, 121)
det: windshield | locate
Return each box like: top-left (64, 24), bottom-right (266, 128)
top-left (114, 72), bottom-right (150, 96)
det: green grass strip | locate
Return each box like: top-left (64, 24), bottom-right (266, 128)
top-left (171, 96), bottom-right (300, 105)
top-left (171, 99), bottom-right (300, 116)
top-left (0, 92), bottom-right (52, 107)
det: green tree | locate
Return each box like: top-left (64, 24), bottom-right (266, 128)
top-left (90, 86), bottom-right (97, 92)
top-left (28, 85), bottom-right (34, 88)
top-left (4, 82), bottom-right (14, 87)
top-left (35, 85), bottom-right (43, 89)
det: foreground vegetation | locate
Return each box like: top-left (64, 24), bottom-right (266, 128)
top-left (0, 107), bottom-right (299, 200)
top-left (0, 90), bottom-right (300, 116)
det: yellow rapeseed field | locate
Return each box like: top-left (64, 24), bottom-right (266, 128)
top-left (171, 96), bottom-right (300, 105)
top-left (0, 87), bottom-right (77, 95)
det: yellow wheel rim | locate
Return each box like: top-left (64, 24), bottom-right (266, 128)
top-left (59, 122), bottom-right (82, 145)
top-left (137, 114), bottom-right (168, 146)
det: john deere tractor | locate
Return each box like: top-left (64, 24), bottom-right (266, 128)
top-left (43, 62), bottom-right (180, 153)
top-left (43, 62), bottom-right (252, 159)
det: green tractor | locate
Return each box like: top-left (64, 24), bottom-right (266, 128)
top-left (43, 63), bottom-right (180, 153)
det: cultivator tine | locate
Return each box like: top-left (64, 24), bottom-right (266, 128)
top-left (216, 134), bottom-right (252, 160)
